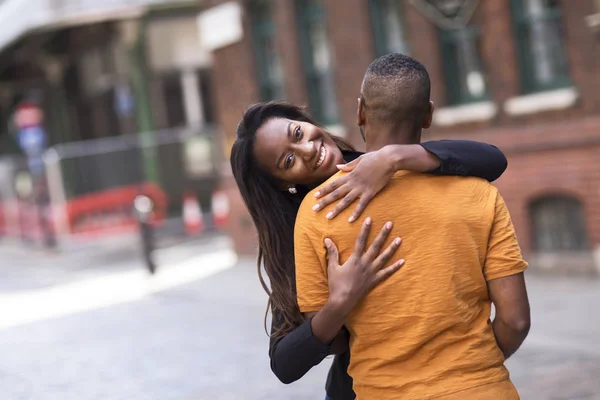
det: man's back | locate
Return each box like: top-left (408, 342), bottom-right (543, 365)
top-left (295, 171), bottom-right (527, 399)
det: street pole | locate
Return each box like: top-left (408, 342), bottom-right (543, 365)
top-left (120, 18), bottom-right (159, 184)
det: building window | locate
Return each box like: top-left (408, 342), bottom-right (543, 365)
top-left (439, 26), bottom-right (488, 105)
top-left (511, 0), bottom-right (570, 93)
top-left (530, 196), bottom-right (589, 252)
top-left (296, 0), bottom-right (339, 125)
top-left (369, 0), bottom-right (410, 56)
top-left (249, 0), bottom-right (285, 101)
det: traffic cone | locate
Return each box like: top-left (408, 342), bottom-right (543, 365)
top-left (183, 193), bottom-right (203, 235)
top-left (211, 190), bottom-right (230, 229)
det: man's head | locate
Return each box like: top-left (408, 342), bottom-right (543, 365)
top-left (358, 53), bottom-right (434, 149)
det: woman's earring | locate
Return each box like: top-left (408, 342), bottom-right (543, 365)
top-left (288, 187), bottom-right (297, 195)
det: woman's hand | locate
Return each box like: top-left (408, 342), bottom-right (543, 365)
top-left (326, 217), bottom-right (404, 315)
top-left (312, 149), bottom-right (396, 222)
top-left (309, 217), bottom-right (403, 344)
top-left (313, 145), bottom-right (439, 222)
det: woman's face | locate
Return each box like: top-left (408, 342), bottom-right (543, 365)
top-left (253, 118), bottom-right (344, 187)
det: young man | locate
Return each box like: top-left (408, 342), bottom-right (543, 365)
top-left (294, 54), bottom-right (530, 399)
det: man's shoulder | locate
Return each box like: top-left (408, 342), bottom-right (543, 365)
top-left (389, 172), bottom-right (499, 204)
top-left (393, 170), bottom-right (495, 186)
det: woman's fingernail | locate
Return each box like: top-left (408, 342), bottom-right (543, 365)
top-left (312, 204), bottom-right (320, 211)
top-left (394, 237), bottom-right (402, 246)
top-left (314, 191), bottom-right (321, 198)
top-left (326, 212), bottom-right (334, 219)
top-left (386, 221), bottom-right (393, 230)
top-left (365, 217), bottom-right (372, 225)
top-left (398, 259), bottom-right (405, 265)
top-left (348, 216), bottom-right (356, 223)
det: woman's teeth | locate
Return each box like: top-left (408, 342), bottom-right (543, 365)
top-left (315, 145), bottom-right (326, 168)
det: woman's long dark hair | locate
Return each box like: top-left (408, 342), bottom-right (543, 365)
top-left (231, 102), bottom-right (353, 338)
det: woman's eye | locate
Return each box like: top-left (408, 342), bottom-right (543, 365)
top-left (295, 127), bottom-right (302, 140)
top-left (284, 154), bottom-right (294, 169)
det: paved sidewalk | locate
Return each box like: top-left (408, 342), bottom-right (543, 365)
top-left (0, 234), bottom-right (231, 293)
top-left (506, 275), bottom-right (600, 400)
top-left (0, 241), bottom-right (599, 399)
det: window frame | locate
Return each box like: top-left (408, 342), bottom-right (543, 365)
top-left (368, 0), bottom-right (410, 57)
top-left (248, 0), bottom-right (284, 101)
top-left (295, 0), bottom-right (339, 125)
top-left (438, 25), bottom-right (489, 106)
top-left (511, 0), bottom-right (571, 94)
top-left (529, 195), bottom-right (589, 252)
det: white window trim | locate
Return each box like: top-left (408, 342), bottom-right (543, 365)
top-left (528, 251), bottom-right (597, 275)
top-left (432, 101), bottom-right (497, 127)
top-left (586, 13), bottom-right (600, 31)
top-left (504, 87), bottom-right (579, 116)
top-left (325, 124), bottom-right (347, 138)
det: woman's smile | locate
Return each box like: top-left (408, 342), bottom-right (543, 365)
top-left (315, 143), bottom-right (327, 169)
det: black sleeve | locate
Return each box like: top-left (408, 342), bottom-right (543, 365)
top-left (269, 311), bottom-right (332, 384)
top-left (420, 140), bottom-right (508, 182)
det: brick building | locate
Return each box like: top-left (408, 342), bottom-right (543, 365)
top-left (204, 0), bottom-right (600, 275)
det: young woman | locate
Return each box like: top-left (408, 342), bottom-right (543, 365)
top-left (231, 102), bottom-right (507, 400)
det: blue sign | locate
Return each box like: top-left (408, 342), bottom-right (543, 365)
top-left (115, 84), bottom-right (135, 117)
top-left (18, 126), bottom-right (47, 156)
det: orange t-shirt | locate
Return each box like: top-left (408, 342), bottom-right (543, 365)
top-left (294, 172), bottom-right (527, 400)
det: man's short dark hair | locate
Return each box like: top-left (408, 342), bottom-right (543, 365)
top-left (361, 53), bottom-right (431, 128)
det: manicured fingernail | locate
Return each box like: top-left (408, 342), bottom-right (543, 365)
top-left (324, 238), bottom-right (332, 247)
top-left (348, 216), bottom-right (356, 223)
top-left (385, 221), bottom-right (393, 230)
top-left (312, 204), bottom-right (320, 211)
top-left (365, 217), bottom-right (372, 225)
top-left (394, 237), bottom-right (402, 246)
top-left (314, 191), bottom-right (321, 198)
top-left (326, 212), bottom-right (334, 219)
top-left (398, 259), bottom-right (405, 265)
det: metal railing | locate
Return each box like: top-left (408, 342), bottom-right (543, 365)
top-left (1, 125), bottom-right (223, 249)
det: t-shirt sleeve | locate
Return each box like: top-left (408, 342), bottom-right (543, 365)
top-left (294, 203), bottom-right (329, 313)
top-left (483, 192), bottom-right (528, 281)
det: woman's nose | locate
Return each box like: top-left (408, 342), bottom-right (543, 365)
top-left (296, 140), bottom-right (316, 161)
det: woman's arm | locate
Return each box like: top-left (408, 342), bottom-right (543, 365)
top-left (312, 140), bottom-right (508, 221)
top-left (367, 140), bottom-right (507, 182)
top-left (268, 311), bottom-right (333, 384)
top-left (419, 140), bottom-right (507, 182)
top-left (269, 305), bottom-right (353, 384)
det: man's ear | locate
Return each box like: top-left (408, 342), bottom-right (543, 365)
top-left (423, 101), bottom-right (434, 129)
top-left (357, 97), bottom-right (366, 127)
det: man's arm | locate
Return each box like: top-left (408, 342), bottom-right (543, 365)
top-left (484, 192), bottom-right (530, 359)
top-left (488, 273), bottom-right (530, 359)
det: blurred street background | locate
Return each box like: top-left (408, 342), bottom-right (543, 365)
top-left (0, 0), bottom-right (599, 399)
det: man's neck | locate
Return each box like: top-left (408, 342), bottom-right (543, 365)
top-left (365, 123), bottom-right (421, 152)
